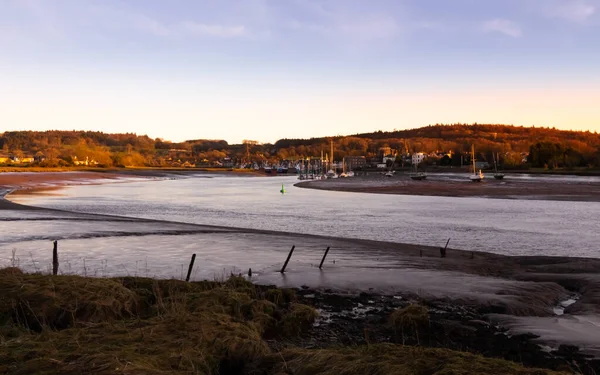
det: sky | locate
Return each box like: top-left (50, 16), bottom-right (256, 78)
top-left (1, 0), bottom-right (599, 144)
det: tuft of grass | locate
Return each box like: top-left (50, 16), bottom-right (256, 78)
top-left (279, 303), bottom-right (319, 337)
top-left (389, 304), bottom-right (430, 345)
top-left (0, 272), bottom-right (137, 330)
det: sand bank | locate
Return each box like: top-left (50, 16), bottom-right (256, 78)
top-left (296, 173), bottom-right (600, 202)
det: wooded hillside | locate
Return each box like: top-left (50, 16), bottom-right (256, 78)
top-left (1, 124), bottom-right (599, 169)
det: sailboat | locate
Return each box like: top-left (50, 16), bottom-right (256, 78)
top-left (326, 141), bottom-right (338, 179)
top-left (339, 159), bottom-right (352, 177)
top-left (493, 152), bottom-right (505, 180)
top-left (280, 184), bottom-right (286, 194)
top-left (410, 160), bottom-right (427, 180)
top-left (469, 144), bottom-right (484, 182)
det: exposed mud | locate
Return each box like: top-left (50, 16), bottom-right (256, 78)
top-left (271, 288), bottom-right (600, 374)
top-left (296, 173), bottom-right (600, 202)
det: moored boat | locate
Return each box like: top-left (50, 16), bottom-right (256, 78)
top-left (469, 144), bottom-right (484, 182)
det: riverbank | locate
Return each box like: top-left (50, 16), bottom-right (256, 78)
top-left (2, 172), bottom-right (600, 372)
top-left (0, 268), bottom-right (581, 374)
top-left (0, 169), bottom-right (262, 209)
top-left (295, 173), bottom-right (600, 202)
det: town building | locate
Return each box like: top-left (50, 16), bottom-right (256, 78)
top-left (343, 156), bottom-right (367, 170)
top-left (412, 152), bottom-right (426, 165)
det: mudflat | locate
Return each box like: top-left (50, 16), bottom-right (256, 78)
top-left (296, 173), bottom-right (600, 201)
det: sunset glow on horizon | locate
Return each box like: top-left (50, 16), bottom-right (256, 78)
top-left (1, 0), bottom-right (599, 143)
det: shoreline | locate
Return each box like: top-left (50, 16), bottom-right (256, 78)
top-left (2, 170), bottom-right (600, 368)
top-left (295, 173), bottom-right (600, 202)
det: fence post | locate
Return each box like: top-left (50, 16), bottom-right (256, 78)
top-left (186, 254), bottom-right (196, 282)
top-left (280, 245), bottom-right (295, 273)
top-left (440, 238), bottom-right (450, 258)
top-left (319, 246), bottom-right (331, 269)
top-left (52, 240), bottom-right (59, 275)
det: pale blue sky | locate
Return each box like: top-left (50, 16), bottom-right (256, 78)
top-left (1, 0), bottom-right (599, 143)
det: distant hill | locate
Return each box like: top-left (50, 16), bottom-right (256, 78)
top-left (1, 124), bottom-right (599, 169)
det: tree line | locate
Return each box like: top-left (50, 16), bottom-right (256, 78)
top-left (1, 124), bottom-right (599, 169)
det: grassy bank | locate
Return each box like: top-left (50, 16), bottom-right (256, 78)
top-left (0, 268), bottom-right (569, 375)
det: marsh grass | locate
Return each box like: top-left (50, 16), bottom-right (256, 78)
top-left (255, 344), bottom-right (569, 375)
top-left (0, 268), bottom-right (570, 375)
top-left (389, 304), bottom-right (430, 345)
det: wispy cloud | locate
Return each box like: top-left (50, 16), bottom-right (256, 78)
top-left (285, 0), bottom-right (403, 42)
top-left (180, 22), bottom-right (247, 38)
top-left (131, 14), bottom-right (174, 37)
top-left (528, 0), bottom-right (597, 22)
top-left (483, 18), bottom-right (522, 37)
top-left (115, 10), bottom-right (249, 39)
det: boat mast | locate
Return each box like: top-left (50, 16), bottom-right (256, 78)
top-left (321, 150), bottom-right (324, 177)
top-left (331, 140), bottom-right (334, 173)
top-left (494, 152), bottom-right (498, 173)
top-left (472, 144), bottom-right (476, 174)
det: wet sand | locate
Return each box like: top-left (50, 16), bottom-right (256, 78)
top-left (2, 171), bottom-right (600, 364)
top-left (296, 173), bottom-right (600, 202)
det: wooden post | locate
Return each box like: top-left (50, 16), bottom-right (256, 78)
top-left (52, 240), bottom-right (59, 275)
top-left (280, 245), bottom-right (295, 273)
top-left (185, 254), bottom-right (196, 282)
top-left (440, 238), bottom-right (450, 258)
top-left (248, 268), bottom-right (252, 277)
top-left (319, 246), bottom-right (331, 269)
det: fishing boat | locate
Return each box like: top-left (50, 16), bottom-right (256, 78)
top-left (469, 144), bottom-right (484, 182)
top-left (493, 152), bottom-right (505, 180)
top-left (410, 172), bottom-right (427, 180)
top-left (409, 160), bottom-right (427, 180)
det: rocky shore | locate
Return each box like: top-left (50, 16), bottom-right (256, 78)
top-left (288, 288), bottom-right (600, 374)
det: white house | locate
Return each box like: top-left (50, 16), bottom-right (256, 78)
top-left (412, 153), bottom-right (426, 165)
top-left (382, 155), bottom-right (396, 165)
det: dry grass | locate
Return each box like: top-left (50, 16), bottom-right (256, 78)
top-left (256, 344), bottom-right (568, 375)
top-left (0, 269), bottom-right (572, 375)
top-left (389, 304), bottom-right (430, 345)
top-left (0, 271), bottom-right (316, 374)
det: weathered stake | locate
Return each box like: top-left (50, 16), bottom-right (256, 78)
top-left (319, 246), bottom-right (331, 269)
top-left (52, 240), bottom-right (59, 275)
top-left (280, 245), bottom-right (295, 273)
top-left (440, 238), bottom-right (450, 258)
top-left (185, 253), bottom-right (196, 282)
